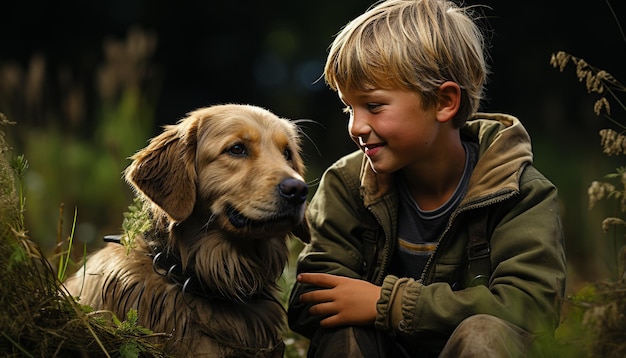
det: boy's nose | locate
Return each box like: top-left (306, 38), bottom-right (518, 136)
top-left (348, 113), bottom-right (370, 139)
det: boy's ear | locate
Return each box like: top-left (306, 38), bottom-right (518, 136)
top-left (435, 81), bottom-right (461, 123)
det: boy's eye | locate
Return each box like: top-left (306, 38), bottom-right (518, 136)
top-left (341, 103), bottom-right (382, 116)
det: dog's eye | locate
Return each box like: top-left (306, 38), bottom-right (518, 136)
top-left (227, 144), bottom-right (247, 156)
top-left (283, 148), bottom-right (292, 161)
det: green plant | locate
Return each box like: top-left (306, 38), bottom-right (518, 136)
top-left (121, 196), bottom-right (152, 255)
top-left (9, 154), bottom-right (27, 232)
top-left (56, 207), bottom-right (80, 282)
top-left (550, 51), bottom-right (626, 357)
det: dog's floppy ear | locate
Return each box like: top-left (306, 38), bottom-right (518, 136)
top-left (125, 117), bottom-right (198, 222)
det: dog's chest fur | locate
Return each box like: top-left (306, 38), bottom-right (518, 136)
top-left (70, 239), bottom-right (287, 357)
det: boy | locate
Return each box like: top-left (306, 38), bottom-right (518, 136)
top-left (288, 0), bottom-right (567, 357)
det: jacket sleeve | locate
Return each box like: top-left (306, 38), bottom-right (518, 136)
top-left (287, 153), bottom-right (374, 338)
top-left (375, 165), bottom-right (567, 339)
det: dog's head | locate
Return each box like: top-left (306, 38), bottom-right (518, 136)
top-left (124, 104), bottom-right (310, 244)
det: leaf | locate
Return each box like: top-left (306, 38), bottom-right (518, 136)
top-left (119, 340), bottom-right (141, 358)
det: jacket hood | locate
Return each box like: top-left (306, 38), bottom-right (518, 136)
top-left (461, 113), bottom-right (533, 206)
top-left (360, 112), bottom-right (533, 208)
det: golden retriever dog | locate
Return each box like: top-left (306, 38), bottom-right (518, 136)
top-left (63, 104), bottom-right (310, 357)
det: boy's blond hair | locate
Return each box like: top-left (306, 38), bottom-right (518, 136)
top-left (324, 0), bottom-right (488, 128)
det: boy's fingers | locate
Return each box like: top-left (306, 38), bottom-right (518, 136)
top-left (308, 301), bottom-right (336, 316)
top-left (299, 288), bottom-right (332, 304)
top-left (297, 273), bottom-right (342, 287)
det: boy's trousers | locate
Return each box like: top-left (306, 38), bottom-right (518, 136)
top-left (307, 314), bottom-right (540, 358)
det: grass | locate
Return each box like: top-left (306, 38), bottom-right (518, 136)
top-left (0, 115), bottom-right (173, 358)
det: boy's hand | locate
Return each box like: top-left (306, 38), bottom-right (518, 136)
top-left (297, 273), bottom-right (381, 327)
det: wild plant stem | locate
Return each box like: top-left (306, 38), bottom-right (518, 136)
top-left (605, 0), bottom-right (626, 48)
top-left (17, 177), bottom-right (25, 230)
top-left (58, 207), bottom-right (78, 282)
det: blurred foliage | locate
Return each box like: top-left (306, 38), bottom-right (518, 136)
top-left (550, 50), bottom-right (626, 357)
top-left (0, 28), bottom-right (160, 255)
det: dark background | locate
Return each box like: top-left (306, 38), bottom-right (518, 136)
top-left (0, 0), bottom-right (625, 286)
top-left (3, 1), bottom-right (625, 131)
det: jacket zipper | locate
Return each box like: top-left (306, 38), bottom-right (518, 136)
top-left (368, 206), bottom-right (394, 286)
top-left (419, 189), bottom-right (518, 284)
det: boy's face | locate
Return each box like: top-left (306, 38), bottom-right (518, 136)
top-left (338, 85), bottom-right (442, 174)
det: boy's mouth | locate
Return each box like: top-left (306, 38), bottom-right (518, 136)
top-left (363, 143), bottom-right (384, 157)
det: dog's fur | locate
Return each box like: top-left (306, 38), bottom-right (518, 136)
top-left (63, 104), bottom-right (310, 357)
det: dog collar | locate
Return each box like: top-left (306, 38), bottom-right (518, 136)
top-left (103, 234), bottom-right (273, 303)
top-left (103, 234), bottom-right (213, 299)
top-left (150, 249), bottom-right (216, 299)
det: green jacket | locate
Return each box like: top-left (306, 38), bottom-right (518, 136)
top-left (288, 113), bottom-right (567, 351)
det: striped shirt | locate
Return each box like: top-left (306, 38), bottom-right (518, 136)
top-left (389, 141), bottom-right (478, 279)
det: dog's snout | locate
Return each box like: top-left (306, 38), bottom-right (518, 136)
top-left (278, 178), bottom-right (308, 204)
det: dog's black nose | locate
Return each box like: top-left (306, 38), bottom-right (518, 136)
top-left (279, 178), bottom-right (308, 204)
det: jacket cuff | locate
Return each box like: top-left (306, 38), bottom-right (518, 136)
top-left (375, 275), bottom-right (409, 331)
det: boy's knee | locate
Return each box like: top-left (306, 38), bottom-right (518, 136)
top-left (308, 326), bottom-right (408, 358)
top-left (440, 314), bottom-right (533, 358)
top-left (456, 314), bottom-right (508, 334)
top-left (307, 327), bottom-right (374, 358)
